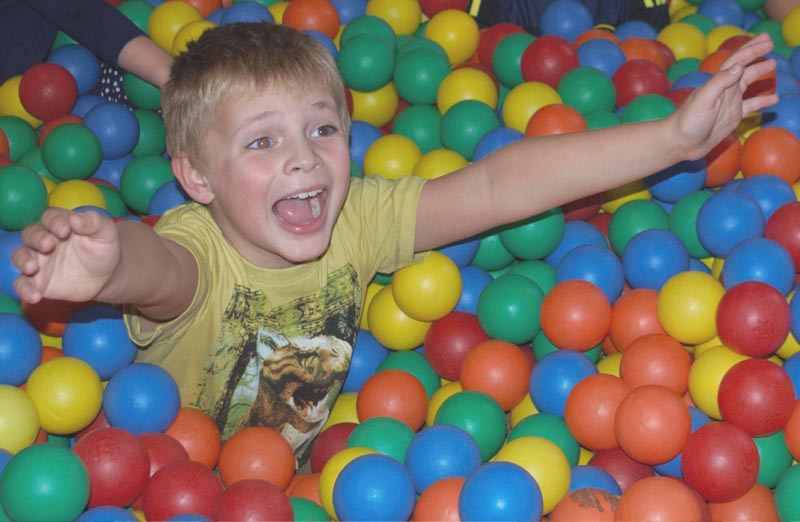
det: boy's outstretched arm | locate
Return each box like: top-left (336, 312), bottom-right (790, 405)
top-left (414, 33), bottom-right (778, 253)
top-left (13, 209), bottom-right (196, 322)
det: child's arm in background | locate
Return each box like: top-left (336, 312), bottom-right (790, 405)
top-left (414, 33), bottom-right (779, 253)
top-left (12, 209), bottom-right (197, 323)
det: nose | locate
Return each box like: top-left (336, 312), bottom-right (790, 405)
top-left (284, 135), bottom-right (319, 175)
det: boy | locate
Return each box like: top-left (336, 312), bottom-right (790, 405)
top-left (12, 22), bottom-right (777, 463)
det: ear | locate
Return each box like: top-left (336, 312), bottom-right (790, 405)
top-left (171, 153), bottom-right (215, 205)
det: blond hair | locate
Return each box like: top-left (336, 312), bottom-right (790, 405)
top-left (162, 22), bottom-right (350, 166)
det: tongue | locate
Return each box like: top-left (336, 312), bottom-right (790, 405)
top-left (274, 197), bottom-right (318, 225)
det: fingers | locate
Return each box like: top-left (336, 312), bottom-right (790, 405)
top-left (722, 33), bottom-right (774, 69)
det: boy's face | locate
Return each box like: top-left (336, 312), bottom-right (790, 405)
top-left (199, 84), bottom-right (351, 268)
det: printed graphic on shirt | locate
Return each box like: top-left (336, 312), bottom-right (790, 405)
top-left (192, 264), bottom-right (358, 462)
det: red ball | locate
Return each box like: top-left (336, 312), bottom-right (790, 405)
top-left (715, 281), bottom-right (791, 358)
top-left (72, 427), bottom-right (151, 508)
top-left (718, 358), bottom-right (795, 437)
top-left (766, 201), bottom-right (800, 271)
top-left (142, 461), bottom-right (224, 521)
top-left (477, 23), bottom-right (526, 66)
top-left (562, 193), bottom-right (602, 221)
top-left (356, 369), bottom-right (429, 430)
top-left (0, 129), bottom-right (8, 157)
top-left (520, 35), bottom-right (579, 88)
top-left (540, 279), bottom-right (612, 350)
top-left (424, 311), bottom-right (490, 381)
top-left (419, 0), bottom-right (469, 17)
top-left (612, 59), bottom-right (670, 108)
top-left (588, 447), bottom-right (655, 492)
top-left (212, 479), bottom-right (294, 522)
top-left (19, 62), bottom-right (78, 121)
top-left (132, 432), bottom-right (190, 510)
top-left (681, 422), bottom-right (760, 503)
top-left (282, 0), bottom-right (340, 39)
top-left (310, 422), bottom-right (358, 473)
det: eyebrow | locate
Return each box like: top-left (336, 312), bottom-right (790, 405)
top-left (235, 98), bottom-right (338, 134)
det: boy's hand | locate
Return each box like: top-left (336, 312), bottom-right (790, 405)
top-left (674, 33), bottom-right (778, 161)
top-left (12, 208), bottom-right (121, 304)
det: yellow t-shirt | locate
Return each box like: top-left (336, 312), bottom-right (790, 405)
top-left (124, 175), bottom-right (426, 462)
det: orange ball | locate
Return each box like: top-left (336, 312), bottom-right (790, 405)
top-left (619, 37), bottom-right (669, 69)
top-left (37, 114), bottom-right (83, 146)
top-left (459, 339), bottom-right (532, 411)
top-left (356, 369), bottom-right (428, 431)
top-left (615, 476), bottom-right (704, 522)
top-left (40, 345), bottom-right (63, 364)
top-left (217, 426), bottom-right (296, 490)
top-left (619, 333), bottom-right (692, 395)
top-left (549, 488), bottom-right (618, 521)
top-left (282, 0), bottom-right (340, 39)
top-left (707, 483), bottom-right (778, 522)
top-left (783, 400), bottom-right (800, 460)
top-left (411, 476), bottom-right (465, 521)
top-left (564, 373), bottom-right (631, 451)
top-left (704, 132), bottom-right (741, 188)
top-left (286, 473), bottom-right (322, 505)
top-left (614, 385), bottom-right (692, 465)
top-left (540, 280), bottom-right (612, 350)
top-left (164, 406), bottom-right (223, 469)
top-left (740, 126), bottom-right (800, 184)
top-left (182, 0), bottom-right (222, 18)
top-left (609, 288), bottom-right (666, 352)
top-left (698, 48), bottom-right (731, 74)
top-left (573, 28), bottom-right (620, 48)
top-left (525, 103), bottom-right (587, 138)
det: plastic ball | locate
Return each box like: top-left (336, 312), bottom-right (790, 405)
top-left (499, 207), bottom-right (566, 261)
top-left (330, 0), bottom-right (367, 24)
top-left (564, 373), bottom-right (631, 451)
top-left (423, 9), bottom-right (479, 66)
top-left (338, 34), bottom-right (395, 92)
top-left (765, 201), bottom-right (800, 271)
top-left (576, 38), bottom-right (626, 79)
top-left (148, 179), bottom-right (189, 215)
top-left (688, 345), bottom-right (748, 419)
top-left (557, 66), bottom-right (617, 115)
top-left (568, 466), bottom-right (622, 495)
top-left (646, 158), bottom-right (707, 203)
top-left (621, 94), bottom-right (676, 124)
top-left (608, 288), bottom-right (666, 351)
top-left (76, 506), bottom-right (139, 522)
top-left (720, 237), bottom-right (794, 295)
top-left (508, 412), bottom-right (580, 467)
top-left (120, 154), bottom-right (175, 214)
top-left (501, 80), bottom-right (562, 134)
top-left (608, 199), bottom-right (669, 256)
top-left (217, 426), bottom-right (295, 489)
top-left (716, 281), bottom-right (791, 358)
top-left (19, 63), bottom-right (78, 122)
top-left (404, 424), bottom-right (481, 494)
top-left (171, 20), bottom-right (217, 56)
top-left (0, 312), bottom-right (42, 386)
top-left (588, 447), bottom-right (654, 493)
top-left (472, 232), bottom-right (515, 272)
top-left (362, 133), bottom-right (421, 180)
top-left (619, 333), bottom-right (691, 394)
top-left (525, 103), bottom-right (587, 137)
top-left (333, 453), bottom-right (415, 521)
top-left (394, 106), bottom-right (444, 155)
top-left (134, 432), bottom-right (190, 506)
top-left (392, 251), bottom-right (461, 322)
top-left (0, 384), bottom-right (39, 454)
top-left (460, 339), bottom-right (531, 411)
top-left (658, 22), bottom-right (707, 60)
top-left (122, 72), bottom-right (162, 111)
top-left (212, 479), bottom-right (293, 522)
top-left (740, 126), bottom-right (800, 184)
top-left (540, 0), bottom-right (593, 42)
top-left (289, 497), bottom-right (328, 521)
top-left (423, 310), bottom-right (489, 381)
top-left (708, 483), bottom-right (778, 522)
top-left (621, 229), bottom-right (690, 291)
top-left (615, 476), bottom-right (704, 522)
top-left (411, 475), bottom-right (464, 521)
top-left (0, 76), bottom-right (42, 128)
top-left (492, 32), bottom-right (536, 88)
top-left (147, 0), bottom-right (202, 52)
top-left (394, 47), bottom-right (452, 105)
top-left (367, 285), bottom-right (431, 350)
top-left (437, 66), bottom-right (498, 114)
top-left (348, 120), bottom-right (382, 172)
top-left (0, 443), bottom-right (89, 522)
top-left (529, 349), bottom-right (598, 417)
top-left (473, 126), bottom-right (524, 160)
top-left (612, 59), bottom-right (670, 108)
top-left (309, 422), bottom-right (358, 474)
top-left (458, 461), bottom-right (543, 521)
top-left (343, 330), bottom-right (389, 392)
top-left (41, 123), bottom-right (102, 181)
top-left (103, 362), bottom-right (181, 435)
top-left (0, 231), bottom-right (23, 298)
top-left (550, 487), bottom-right (619, 521)
top-left (48, 180), bottom-right (107, 210)
top-left (521, 35), bottom-right (580, 89)
top-left (477, 273), bottom-right (544, 345)
top-left (62, 303), bottom-right (137, 380)
top-left (141, 461), bottom-right (223, 521)
top-left (540, 279), bottom-right (612, 350)
top-left (318, 446), bottom-right (377, 518)
top-left (657, 270), bottom-right (725, 345)
top-left (441, 99), bottom-right (500, 160)
top-left (357, 369), bottom-right (428, 431)
top-left (377, 350), bottom-right (440, 398)
top-left (555, 244), bottom-right (624, 303)
top-left (83, 102), bottom-right (140, 160)
top-left (434, 390), bottom-right (506, 461)
top-left (47, 44), bottom-right (100, 96)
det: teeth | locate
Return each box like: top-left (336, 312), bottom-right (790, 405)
top-left (287, 189), bottom-right (323, 200)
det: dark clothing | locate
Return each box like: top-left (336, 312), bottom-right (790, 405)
top-left (0, 0), bottom-right (143, 83)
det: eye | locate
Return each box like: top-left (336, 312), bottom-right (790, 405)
top-left (312, 125), bottom-right (338, 138)
top-left (247, 137), bottom-right (274, 150)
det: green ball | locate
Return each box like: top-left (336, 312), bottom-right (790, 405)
top-left (754, 431), bottom-right (792, 489)
top-left (621, 94), bottom-right (676, 124)
top-left (507, 259), bottom-right (557, 294)
top-left (608, 199), bottom-right (670, 255)
top-left (51, 31), bottom-right (78, 50)
top-left (775, 463), bottom-right (800, 520)
top-left (441, 100), bottom-right (500, 161)
top-left (396, 35), bottom-right (447, 61)
top-left (350, 159), bottom-right (363, 179)
top-left (393, 48), bottom-right (451, 105)
top-left (0, 116), bottom-right (37, 161)
top-left (132, 109), bottom-right (166, 157)
top-left (434, 390), bottom-right (507, 461)
top-left (584, 109), bottom-right (621, 129)
top-left (499, 208), bottom-right (565, 260)
top-left (120, 154), bottom-right (174, 214)
top-left (472, 232), bottom-right (516, 272)
top-left (0, 443), bottom-right (90, 522)
top-left (737, 0), bottom-right (765, 10)
top-left (0, 294), bottom-right (22, 315)
top-left (376, 351), bottom-right (440, 398)
top-left (667, 58), bottom-right (701, 84)
top-left (669, 190), bottom-right (713, 258)
top-left (337, 34), bottom-right (395, 92)
top-left (97, 185), bottom-right (130, 218)
top-left (373, 271), bottom-right (392, 285)
top-left (290, 497), bottom-right (329, 522)
top-left (340, 15), bottom-right (397, 50)
top-left (679, 13), bottom-right (716, 34)
top-left (749, 19), bottom-right (785, 46)
top-left (492, 33), bottom-right (535, 88)
top-left (41, 123), bottom-right (102, 181)
top-left (123, 73), bottom-right (161, 111)
top-left (0, 164), bottom-right (48, 231)
top-left (117, 0), bottom-right (154, 33)
top-left (392, 104), bottom-right (443, 153)
top-left (508, 412), bottom-right (581, 466)
top-left (345, 416), bottom-right (415, 462)
top-left (17, 146), bottom-right (57, 182)
top-left (773, 42), bottom-right (793, 60)
top-left (477, 273), bottom-right (544, 344)
top-left (557, 66), bottom-right (617, 115)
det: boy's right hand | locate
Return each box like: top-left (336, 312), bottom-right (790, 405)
top-left (12, 208), bottom-right (122, 304)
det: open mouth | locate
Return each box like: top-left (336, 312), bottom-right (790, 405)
top-left (272, 188), bottom-right (326, 227)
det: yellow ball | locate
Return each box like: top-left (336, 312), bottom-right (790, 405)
top-left (391, 251), bottom-right (462, 321)
top-left (147, 0), bottom-right (202, 53)
top-left (0, 76), bottom-right (43, 128)
top-left (596, 352), bottom-right (622, 376)
top-left (171, 19), bottom-right (217, 56)
top-left (0, 385), bottom-right (40, 454)
top-left (437, 67), bottom-right (499, 114)
top-left (501, 81), bottom-right (562, 133)
top-left (268, 0), bottom-right (289, 23)
top-left (671, 4), bottom-right (698, 21)
top-left (362, 134), bottom-right (421, 180)
top-left (578, 446), bottom-right (594, 465)
top-left (424, 9), bottom-right (480, 66)
top-left (783, 5), bottom-right (800, 47)
top-left (319, 446), bottom-right (377, 519)
top-left (600, 180), bottom-right (650, 213)
top-left (688, 345), bottom-right (749, 419)
top-left (360, 282), bottom-right (385, 330)
top-left (366, 0), bottom-right (422, 36)
top-left (657, 22), bottom-right (707, 60)
top-left (669, 0), bottom-right (694, 17)
top-left (509, 392), bottom-right (539, 428)
top-left (692, 335), bottom-right (722, 358)
top-left (349, 82), bottom-right (399, 128)
top-left (493, 436), bottom-right (571, 514)
top-left (25, 356), bottom-right (103, 435)
top-left (658, 271), bottom-right (725, 345)
top-left (412, 148), bottom-right (468, 179)
top-left (777, 332), bottom-right (800, 359)
top-left (426, 380), bottom-right (462, 426)
top-left (40, 174), bottom-right (57, 194)
top-left (48, 179), bottom-right (108, 210)
top-left (367, 285), bottom-right (431, 350)
top-left (706, 25), bottom-right (746, 54)
top-left (323, 391), bottom-right (360, 429)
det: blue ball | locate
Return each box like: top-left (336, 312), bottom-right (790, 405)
top-left (697, 0), bottom-right (745, 27)
top-left (73, 206), bottom-right (112, 218)
top-left (342, 329), bottom-right (389, 393)
top-left (458, 461), bottom-right (543, 522)
top-left (0, 231), bottom-right (23, 299)
top-left (473, 127), bottom-right (524, 161)
top-left (544, 220), bottom-right (607, 267)
top-left (76, 506), bottom-right (139, 522)
top-left (206, 7), bottom-right (227, 24)
top-left (688, 257), bottom-right (712, 274)
top-left (540, 0), bottom-right (594, 42)
top-left (91, 155), bottom-right (132, 188)
top-left (166, 515), bottom-right (212, 522)
top-left (330, 0), bottom-right (367, 25)
top-left (0, 448), bottom-right (12, 475)
top-left (645, 159), bottom-right (707, 204)
top-left (62, 303), bottom-right (137, 380)
top-left (614, 20), bottom-right (658, 40)
top-left (737, 174), bottom-right (796, 220)
top-left (576, 38), bottom-right (626, 78)
top-left (670, 71), bottom-right (711, 91)
top-left (103, 362), bottom-right (181, 435)
top-left (653, 406), bottom-right (711, 478)
top-left (781, 350), bottom-right (800, 399)
top-left (47, 44), bottom-right (100, 95)
top-left (556, 244), bottom-right (624, 303)
top-left (720, 237), bottom-right (795, 295)
top-left (622, 229), bottom-right (689, 291)
top-left (790, 47), bottom-right (800, 83)
top-left (775, 72), bottom-right (800, 97)
top-left (71, 94), bottom-right (106, 118)
top-left (529, 350), bottom-right (597, 417)
top-left (438, 236), bottom-right (480, 267)
top-left (696, 190), bottom-right (765, 258)
top-left (405, 425), bottom-right (482, 494)
top-left (302, 30), bottom-right (338, 60)
top-left (220, 1), bottom-right (275, 24)
top-left (148, 179), bottom-right (189, 215)
top-left (83, 102), bottom-right (140, 160)
top-left (333, 454), bottom-right (415, 521)
top-left (790, 290), bottom-right (800, 342)
top-left (569, 465), bottom-right (622, 495)
top-left (349, 120), bottom-right (382, 171)
top-left (0, 313), bottom-right (42, 386)
top-left (761, 93), bottom-right (800, 139)
top-left (454, 265), bottom-right (492, 314)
